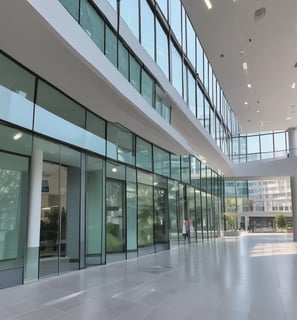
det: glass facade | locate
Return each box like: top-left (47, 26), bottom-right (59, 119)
top-left (0, 49), bottom-right (223, 287)
top-left (58, 0), bottom-right (240, 156)
top-left (230, 131), bottom-right (288, 163)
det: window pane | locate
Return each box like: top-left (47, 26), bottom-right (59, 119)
top-left (203, 53), bottom-right (208, 92)
top-left (171, 42), bottom-right (182, 96)
top-left (156, 0), bottom-right (168, 19)
top-left (118, 42), bottom-right (129, 79)
top-left (247, 135), bottom-right (260, 154)
top-left (171, 154), bottom-right (181, 180)
top-left (162, 103), bottom-right (171, 123)
top-left (153, 146), bottom-right (170, 177)
top-left (141, 70), bottom-right (154, 106)
top-left (121, 0), bottom-right (139, 39)
top-left (186, 17), bottom-right (196, 67)
top-left (170, 0), bottom-right (181, 44)
top-left (209, 64), bottom-right (213, 102)
top-left (86, 155), bottom-right (104, 265)
top-left (196, 37), bottom-right (203, 79)
top-left (183, 63), bottom-right (188, 101)
top-left (190, 156), bottom-right (200, 187)
top-left (129, 56), bottom-right (141, 92)
top-left (107, 123), bottom-right (135, 165)
top-left (136, 137), bottom-right (152, 171)
top-left (204, 100), bottom-right (210, 133)
top-left (36, 80), bottom-right (85, 128)
top-left (59, 0), bottom-right (79, 20)
top-left (80, 0), bottom-right (104, 51)
top-left (0, 152), bottom-right (29, 270)
top-left (105, 26), bottom-right (117, 66)
top-left (197, 84), bottom-right (204, 123)
top-left (274, 132), bottom-right (286, 152)
top-left (0, 53), bottom-right (35, 129)
top-left (85, 111), bottom-right (106, 155)
top-left (155, 85), bottom-right (171, 122)
top-left (140, 0), bottom-right (155, 59)
top-left (260, 134), bottom-right (273, 154)
top-left (126, 167), bottom-right (137, 253)
top-left (156, 21), bottom-right (169, 77)
top-left (138, 183), bottom-right (153, 248)
top-left (188, 71), bottom-right (196, 116)
top-left (181, 155), bottom-right (190, 183)
top-left (182, 6), bottom-right (186, 53)
top-left (210, 107), bottom-right (215, 138)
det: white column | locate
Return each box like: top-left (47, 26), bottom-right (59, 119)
top-left (288, 128), bottom-right (297, 241)
top-left (24, 146), bottom-right (43, 281)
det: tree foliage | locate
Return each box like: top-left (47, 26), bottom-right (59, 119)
top-left (276, 213), bottom-right (286, 229)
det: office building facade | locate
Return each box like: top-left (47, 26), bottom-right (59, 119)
top-left (0, 0), bottom-right (231, 288)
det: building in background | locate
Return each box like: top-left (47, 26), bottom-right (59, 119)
top-left (225, 178), bottom-right (292, 231)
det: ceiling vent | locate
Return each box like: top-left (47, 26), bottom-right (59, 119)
top-left (254, 7), bottom-right (266, 22)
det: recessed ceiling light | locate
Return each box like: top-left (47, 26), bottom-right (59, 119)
top-left (291, 82), bottom-right (296, 89)
top-left (286, 116), bottom-right (292, 121)
top-left (112, 167), bottom-right (118, 172)
top-left (256, 110), bottom-right (260, 113)
top-left (242, 62), bottom-right (248, 71)
top-left (247, 84), bottom-right (252, 88)
top-left (204, 0), bottom-right (212, 10)
top-left (244, 101), bottom-right (248, 105)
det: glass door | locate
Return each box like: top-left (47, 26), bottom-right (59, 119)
top-left (106, 179), bottom-right (126, 263)
top-left (39, 139), bottom-right (81, 278)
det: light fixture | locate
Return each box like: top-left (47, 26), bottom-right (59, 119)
top-left (291, 82), bottom-right (296, 89)
top-left (13, 132), bottom-right (23, 140)
top-left (256, 110), bottom-right (260, 113)
top-left (244, 101), bottom-right (248, 105)
top-left (247, 84), bottom-right (252, 88)
top-left (112, 167), bottom-right (117, 172)
top-left (242, 62), bottom-right (248, 71)
top-left (204, 0), bottom-right (212, 10)
top-left (286, 116), bottom-right (292, 121)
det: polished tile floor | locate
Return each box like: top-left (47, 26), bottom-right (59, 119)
top-left (1, 233), bottom-right (297, 320)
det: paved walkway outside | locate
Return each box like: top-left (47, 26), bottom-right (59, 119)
top-left (1, 233), bottom-right (297, 320)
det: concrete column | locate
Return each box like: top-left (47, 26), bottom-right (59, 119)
top-left (288, 128), bottom-right (297, 241)
top-left (24, 146), bottom-right (43, 281)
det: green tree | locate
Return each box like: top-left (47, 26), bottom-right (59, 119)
top-left (224, 213), bottom-right (236, 230)
top-left (276, 213), bottom-right (286, 229)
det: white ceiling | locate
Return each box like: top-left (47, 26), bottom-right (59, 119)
top-left (182, 0), bottom-right (297, 134)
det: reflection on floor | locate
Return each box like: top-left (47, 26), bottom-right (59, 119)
top-left (1, 233), bottom-right (297, 320)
